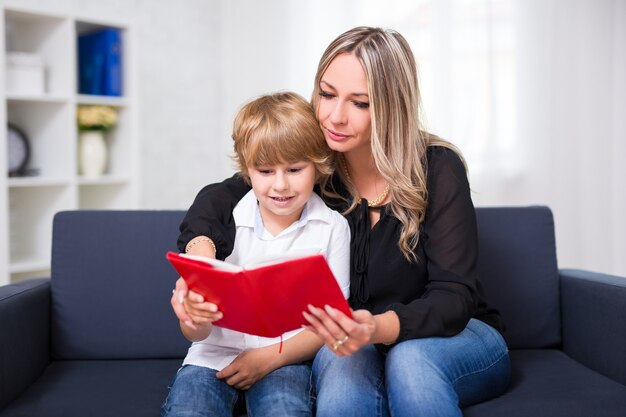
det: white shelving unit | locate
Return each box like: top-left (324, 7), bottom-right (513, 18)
top-left (0, 5), bottom-right (138, 285)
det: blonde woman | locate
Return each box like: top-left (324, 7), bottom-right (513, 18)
top-left (174, 27), bottom-right (510, 416)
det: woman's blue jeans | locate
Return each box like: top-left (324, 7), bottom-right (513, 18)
top-left (161, 363), bottom-right (314, 417)
top-left (313, 319), bottom-right (510, 417)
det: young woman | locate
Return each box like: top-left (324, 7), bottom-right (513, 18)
top-left (173, 27), bottom-right (510, 417)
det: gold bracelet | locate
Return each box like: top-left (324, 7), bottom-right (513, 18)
top-left (185, 236), bottom-right (217, 255)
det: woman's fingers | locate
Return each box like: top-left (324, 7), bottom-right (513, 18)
top-left (304, 304), bottom-right (353, 354)
top-left (305, 305), bottom-right (344, 340)
top-left (302, 310), bottom-right (329, 338)
top-left (324, 305), bottom-right (358, 332)
top-left (313, 304), bottom-right (352, 336)
top-left (304, 305), bottom-right (376, 356)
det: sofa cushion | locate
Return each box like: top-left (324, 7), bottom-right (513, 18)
top-left (0, 359), bottom-right (181, 417)
top-left (475, 206), bottom-right (560, 349)
top-left (51, 211), bottom-right (189, 360)
top-left (463, 350), bottom-right (626, 417)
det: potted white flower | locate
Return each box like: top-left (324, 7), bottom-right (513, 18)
top-left (76, 105), bottom-right (118, 178)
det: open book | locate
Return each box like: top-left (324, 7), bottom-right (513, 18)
top-left (166, 251), bottom-right (351, 338)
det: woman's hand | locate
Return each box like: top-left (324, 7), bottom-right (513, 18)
top-left (303, 305), bottom-right (376, 356)
top-left (216, 346), bottom-right (276, 390)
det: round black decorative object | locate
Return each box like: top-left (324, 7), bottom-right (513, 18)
top-left (7, 124), bottom-right (30, 176)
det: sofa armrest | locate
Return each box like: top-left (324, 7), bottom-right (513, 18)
top-left (0, 278), bottom-right (51, 410)
top-left (560, 269), bottom-right (626, 385)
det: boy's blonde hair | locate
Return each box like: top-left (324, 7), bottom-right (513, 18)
top-left (232, 91), bottom-right (333, 183)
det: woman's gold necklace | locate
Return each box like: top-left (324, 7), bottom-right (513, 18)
top-left (343, 165), bottom-right (390, 207)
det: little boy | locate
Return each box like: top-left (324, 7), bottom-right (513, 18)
top-left (162, 92), bottom-right (350, 417)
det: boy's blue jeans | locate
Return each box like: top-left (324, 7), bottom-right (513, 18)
top-left (161, 363), bottom-right (314, 417)
top-left (313, 318), bottom-right (510, 417)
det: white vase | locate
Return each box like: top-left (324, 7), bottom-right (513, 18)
top-left (79, 131), bottom-right (108, 178)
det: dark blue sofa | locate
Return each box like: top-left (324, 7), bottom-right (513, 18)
top-left (0, 207), bottom-right (624, 416)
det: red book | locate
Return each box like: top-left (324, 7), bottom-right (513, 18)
top-left (166, 252), bottom-right (351, 338)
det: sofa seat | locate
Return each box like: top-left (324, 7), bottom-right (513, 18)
top-left (4, 351), bottom-right (625, 417)
top-left (0, 359), bottom-right (181, 417)
top-left (464, 350), bottom-right (626, 416)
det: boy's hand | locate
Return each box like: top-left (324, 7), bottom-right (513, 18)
top-left (183, 290), bottom-right (223, 326)
top-left (171, 278), bottom-right (192, 324)
top-left (171, 277), bottom-right (222, 330)
top-left (216, 346), bottom-right (276, 390)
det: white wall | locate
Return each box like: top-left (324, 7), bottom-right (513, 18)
top-left (6, 0), bottom-right (624, 277)
top-left (215, 0), bottom-right (360, 176)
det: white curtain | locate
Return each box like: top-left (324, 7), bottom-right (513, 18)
top-left (348, 0), bottom-right (626, 276)
top-left (512, 0), bottom-right (626, 276)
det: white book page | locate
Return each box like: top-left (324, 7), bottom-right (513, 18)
top-left (243, 248), bottom-right (322, 269)
top-left (179, 248), bottom-right (322, 271)
top-left (179, 253), bottom-right (243, 272)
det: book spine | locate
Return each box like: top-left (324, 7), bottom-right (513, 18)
top-left (78, 32), bottom-right (102, 95)
top-left (77, 28), bottom-right (122, 96)
top-left (102, 29), bottom-right (122, 96)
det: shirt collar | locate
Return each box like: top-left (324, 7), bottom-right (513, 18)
top-left (233, 190), bottom-right (334, 238)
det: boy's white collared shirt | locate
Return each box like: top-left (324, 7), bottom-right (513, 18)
top-left (183, 190), bottom-right (350, 371)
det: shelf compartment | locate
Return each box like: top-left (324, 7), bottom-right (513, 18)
top-left (75, 105), bottom-right (133, 178)
top-left (78, 182), bottom-right (134, 209)
top-left (8, 184), bottom-right (74, 270)
top-left (77, 175), bottom-right (130, 185)
top-left (4, 8), bottom-right (72, 97)
top-left (75, 20), bottom-right (128, 98)
top-left (7, 99), bottom-right (73, 179)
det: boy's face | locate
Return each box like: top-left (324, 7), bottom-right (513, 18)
top-left (248, 160), bottom-right (317, 233)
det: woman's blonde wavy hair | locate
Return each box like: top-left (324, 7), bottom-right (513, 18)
top-left (312, 27), bottom-right (464, 262)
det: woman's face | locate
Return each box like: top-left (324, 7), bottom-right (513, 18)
top-left (317, 53), bottom-right (372, 156)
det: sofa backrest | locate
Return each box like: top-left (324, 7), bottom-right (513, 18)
top-left (51, 210), bottom-right (189, 360)
top-left (475, 206), bottom-right (561, 349)
top-left (50, 207), bottom-right (560, 359)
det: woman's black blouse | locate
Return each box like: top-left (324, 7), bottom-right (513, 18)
top-left (178, 146), bottom-right (504, 346)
